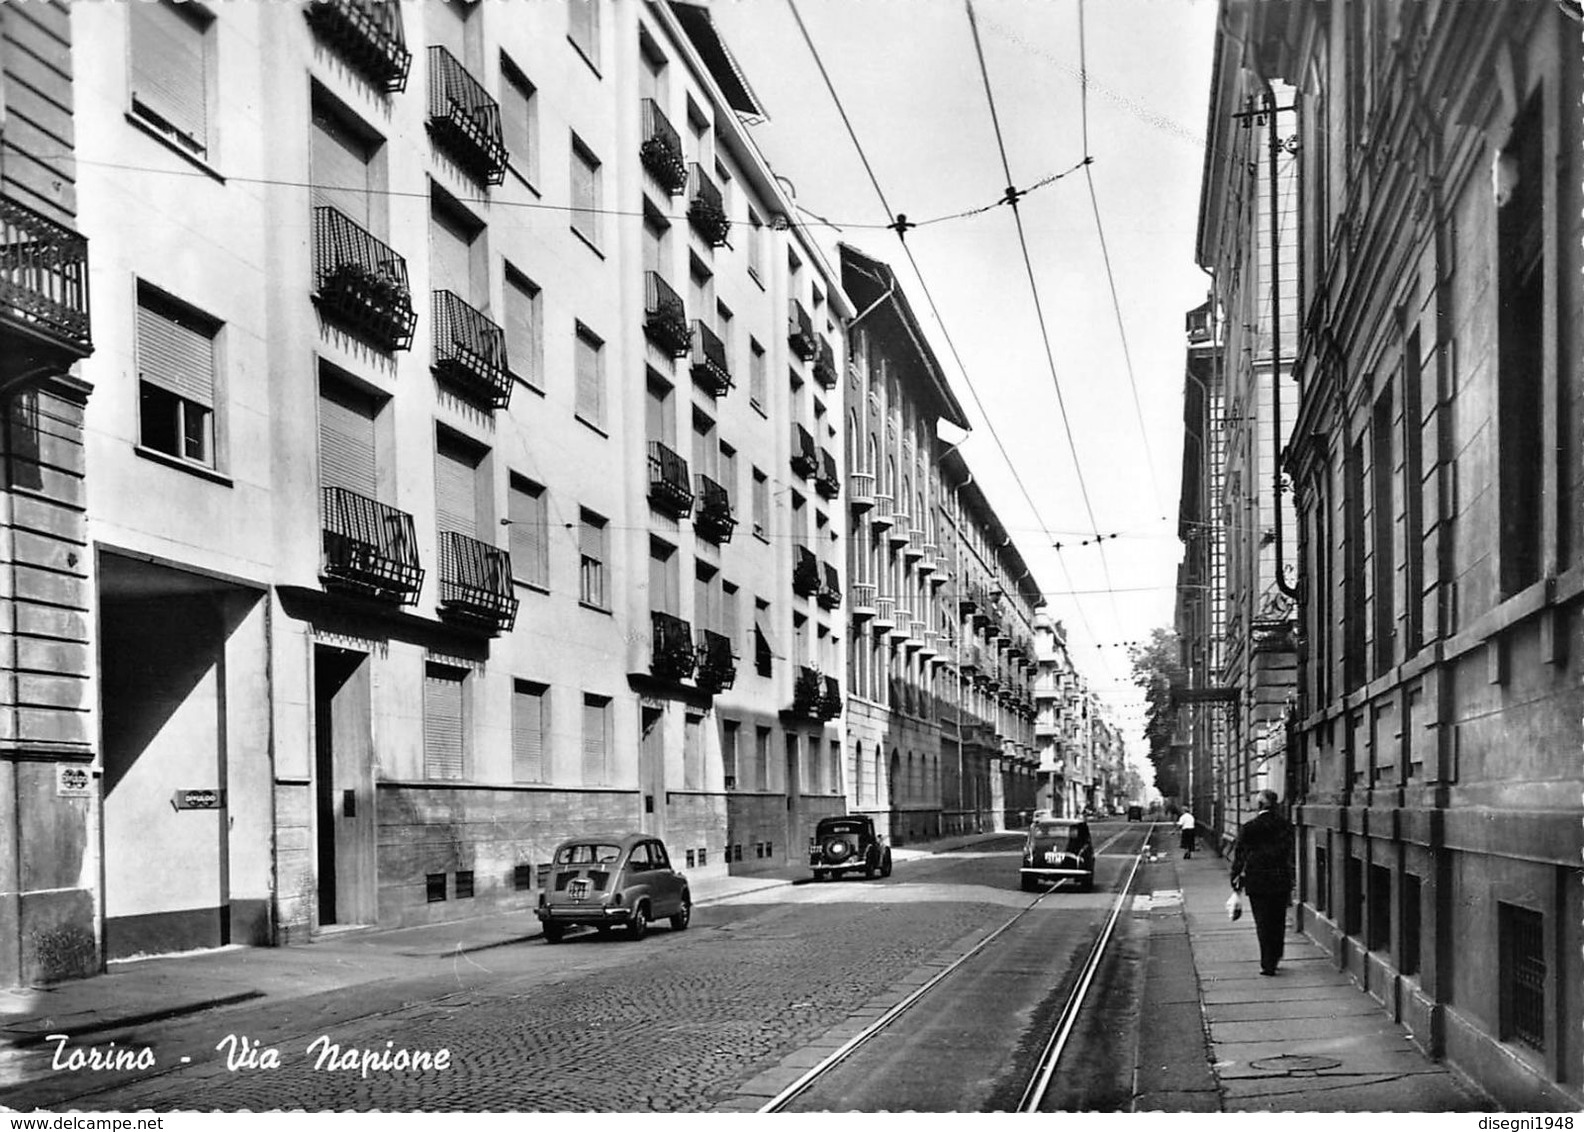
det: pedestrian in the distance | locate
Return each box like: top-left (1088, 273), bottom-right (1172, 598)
top-left (1176, 809), bottom-right (1196, 858)
top-left (1230, 789), bottom-right (1295, 976)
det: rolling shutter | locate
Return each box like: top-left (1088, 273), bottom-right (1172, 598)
top-left (512, 683), bottom-right (545, 782)
top-left (581, 698), bottom-right (607, 785)
top-left (434, 443), bottom-right (477, 537)
top-left (130, 0), bottom-right (208, 150)
top-left (318, 382), bottom-right (377, 497)
top-left (138, 302), bottom-right (214, 407)
top-left (311, 112), bottom-right (373, 230)
top-left (504, 273), bottom-right (536, 382)
top-left (423, 666), bottom-right (464, 780)
top-left (508, 480), bottom-right (547, 587)
top-left (425, 0), bottom-right (468, 62)
top-left (429, 208), bottom-right (472, 302)
top-left (575, 332), bottom-right (601, 423)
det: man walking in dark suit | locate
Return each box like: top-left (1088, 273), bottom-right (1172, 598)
top-left (1230, 789), bottom-right (1295, 975)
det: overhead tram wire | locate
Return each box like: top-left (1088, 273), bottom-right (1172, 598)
top-left (1076, 0), bottom-right (1165, 521)
top-left (782, 0), bottom-right (1120, 689)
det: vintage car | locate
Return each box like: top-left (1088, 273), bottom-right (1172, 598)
top-left (1127, 804), bottom-right (1144, 822)
top-left (809, 815), bottom-right (892, 880)
top-left (1020, 817), bottom-right (1095, 892)
top-left (536, 833), bottom-right (691, 942)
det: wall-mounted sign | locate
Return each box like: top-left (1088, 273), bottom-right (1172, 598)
top-left (56, 766), bottom-right (91, 798)
top-left (173, 789), bottom-right (225, 810)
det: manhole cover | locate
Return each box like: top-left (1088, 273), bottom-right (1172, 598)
top-left (1249, 1053), bottom-right (1343, 1073)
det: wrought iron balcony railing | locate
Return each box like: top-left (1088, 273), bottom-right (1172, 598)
top-left (313, 207), bottom-right (416, 352)
top-left (812, 335), bottom-right (837, 389)
top-left (815, 449), bottom-right (840, 500)
top-left (686, 163), bottom-right (730, 246)
top-left (787, 299), bottom-right (818, 362)
top-left (644, 272), bottom-right (691, 357)
top-left (819, 675), bottom-right (843, 720)
top-left (648, 440), bottom-right (694, 518)
top-left (792, 544), bottom-right (820, 598)
top-left (651, 610), bottom-right (697, 683)
top-left (848, 470), bottom-right (875, 511)
top-left (426, 46), bottom-right (507, 185)
top-left (305, 0), bottom-right (411, 92)
top-left (689, 319), bottom-right (731, 397)
top-left (438, 530), bottom-right (517, 633)
top-left (790, 423), bottom-right (818, 478)
top-left (817, 563), bottom-right (841, 611)
top-left (792, 665), bottom-right (823, 718)
top-left (320, 487), bottom-right (423, 605)
top-left (432, 289), bottom-right (511, 408)
top-left (693, 473), bottom-right (736, 543)
top-left (850, 582), bottom-right (877, 619)
top-left (694, 627), bottom-right (736, 694)
top-left (640, 100), bottom-right (688, 195)
top-left (1, 196), bottom-right (92, 364)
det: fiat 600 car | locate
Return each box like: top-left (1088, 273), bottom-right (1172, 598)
top-left (1019, 817), bottom-right (1095, 892)
top-left (536, 833), bottom-right (691, 942)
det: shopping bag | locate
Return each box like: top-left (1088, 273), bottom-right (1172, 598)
top-left (1225, 891), bottom-right (1244, 921)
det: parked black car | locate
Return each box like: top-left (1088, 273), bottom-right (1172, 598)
top-left (809, 815), bottom-right (892, 880)
top-left (1127, 804), bottom-right (1144, 821)
top-left (1020, 817), bottom-right (1095, 892)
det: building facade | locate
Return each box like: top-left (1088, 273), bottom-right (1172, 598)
top-left (47, 0), bottom-right (847, 973)
top-left (1205, 0), bottom-right (1584, 1108)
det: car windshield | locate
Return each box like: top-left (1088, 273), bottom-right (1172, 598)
top-left (554, 843), bottom-right (623, 866)
top-left (1031, 822), bottom-right (1089, 849)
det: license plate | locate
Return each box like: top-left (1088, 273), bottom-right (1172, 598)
top-left (1044, 850), bottom-right (1065, 865)
top-left (568, 879), bottom-right (589, 901)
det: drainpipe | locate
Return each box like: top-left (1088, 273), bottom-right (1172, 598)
top-left (1264, 80), bottom-right (1299, 602)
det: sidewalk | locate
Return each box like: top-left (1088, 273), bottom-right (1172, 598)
top-left (0, 831), bottom-right (1002, 1052)
top-left (1134, 844), bottom-right (1493, 1112)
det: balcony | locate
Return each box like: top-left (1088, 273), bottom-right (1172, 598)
top-left (437, 530), bottom-right (518, 633)
top-left (426, 46), bottom-right (507, 185)
top-left (910, 618), bottom-right (928, 642)
top-left (961, 645), bottom-right (980, 672)
top-left (312, 207), bottom-right (416, 352)
top-left (793, 544), bottom-right (820, 598)
top-left (870, 493), bottom-right (894, 530)
top-left (792, 666), bottom-right (824, 719)
top-left (790, 423), bottom-right (819, 479)
top-left (850, 582), bottom-right (877, 620)
top-left (887, 508), bottom-right (911, 548)
top-left (815, 449), bottom-right (840, 500)
top-left (305, 0), bottom-right (410, 92)
top-left (695, 628), bottom-right (736, 694)
top-left (848, 470), bottom-right (875, 511)
top-left (1, 196), bottom-right (92, 381)
top-left (690, 319), bottom-right (732, 397)
top-left (873, 595), bottom-right (896, 632)
top-left (640, 100), bottom-right (688, 196)
top-left (647, 441), bottom-right (694, 518)
top-left (787, 299), bottom-right (818, 362)
top-left (686, 163), bottom-right (731, 246)
top-left (812, 335), bottom-right (837, 389)
top-left (693, 473), bottom-right (736, 543)
top-left (817, 563), bottom-right (841, 611)
top-left (820, 675), bottom-right (843, 721)
top-left (887, 603), bottom-right (911, 642)
top-left (320, 487), bottom-right (423, 605)
top-left (1035, 717), bottom-right (1060, 739)
top-left (917, 542), bottom-right (940, 575)
top-left (651, 610), bottom-right (697, 683)
top-left (920, 629), bottom-right (940, 658)
top-left (432, 290), bottom-right (510, 408)
top-left (643, 271), bottom-right (691, 358)
top-left (904, 529), bottom-right (927, 559)
top-left (958, 586), bottom-right (978, 615)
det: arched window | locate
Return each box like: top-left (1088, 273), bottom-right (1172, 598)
top-left (888, 748), bottom-right (900, 810)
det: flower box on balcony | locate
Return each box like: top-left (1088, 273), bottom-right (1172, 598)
top-left (305, 0), bottom-right (411, 93)
top-left (313, 208), bottom-right (416, 353)
top-left (648, 441), bottom-right (694, 518)
top-left (689, 319), bottom-right (732, 397)
top-left (792, 666), bottom-right (823, 719)
top-left (687, 163), bottom-right (731, 246)
top-left (640, 101), bottom-right (689, 195)
top-left (644, 272), bottom-right (691, 358)
top-left (427, 46), bottom-right (507, 185)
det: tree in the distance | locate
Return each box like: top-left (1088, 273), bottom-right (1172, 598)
top-left (1128, 629), bottom-right (1184, 801)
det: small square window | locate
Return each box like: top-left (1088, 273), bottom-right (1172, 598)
top-left (514, 864), bottom-right (533, 892)
top-left (685, 849), bottom-right (696, 868)
top-left (426, 873), bottom-right (448, 903)
top-left (456, 870), bottom-right (475, 899)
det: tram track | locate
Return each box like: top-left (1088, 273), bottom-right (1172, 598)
top-left (757, 822), bottom-right (1160, 1113)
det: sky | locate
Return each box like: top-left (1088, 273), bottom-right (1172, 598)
top-left (709, 0), bottom-right (1221, 773)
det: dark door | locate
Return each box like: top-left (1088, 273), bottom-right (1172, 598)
top-left (314, 646), bottom-right (374, 927)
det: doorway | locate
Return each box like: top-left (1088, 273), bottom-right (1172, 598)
top-left (640, 706), bottom-right (664, 836)
top-left (314, 645), bottom-right (374, 927)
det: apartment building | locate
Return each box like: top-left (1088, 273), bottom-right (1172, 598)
top-left (0, 0), bottom-right (97, 985)
top-left (839, 244), bottom-right (968, 844)
top-left (1032, 614), bottom-right (1074, 815)
top-left (939, 447), bottom-right (1040, 832)
top-left (1210, 0), bottom-right (1583, 1108)
top-left (59, 0), bottom-right (846, 972)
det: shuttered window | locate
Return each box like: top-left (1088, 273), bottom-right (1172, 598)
top-left (423, 664), bottom-right (466, 780)
top-left (649, 540), bottom-right (678, 615)
top-left (435, 439), bottom-right (478, 538)
top-left (512, 680), bottom-right (547, 783)
top-left (508, 476), bottom-right (548, 588)
top-left (568, 1), bottom-right (599, 68)
top-left (581, 694), bottom-right (610, 786)
top-left (683, 714), bottom-right (702, 790)
top-left (130, 0), bottom-right (210, 155)
top-left (574, 325), bottom-right (603, 426)
top-left (425, 0), bottom-right (469, 62)
top-left (137, 289), bottom-right (218, 467)
top-left (501, 59), bottom-right (536, 181)
top-left (722, 582), bottom-right (739, 648)
top-left (311, 107), bottom-right (374, 231)
top-left (570, 138), bottom-right (601, 248)
top-left (504, 268), bottom-right (541, 388)
top-left (318, 380), bottom-right (378, 498)
top-left (579, 510), bottom-right (607, 608)
top-left (430, 203), bottom-right (475, 304)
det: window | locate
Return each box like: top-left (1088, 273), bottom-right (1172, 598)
top-left (512, 680), bottom-right (548, 783)
top-left (574, 322), bottom-right (604, 428)
top-left (570, 136), bottom-right (602, 249)
top-left (430, 189), bottom-right (484, 306)
top-left (434, 431), bottom-right (483, 539)
top-left (747, 208), bottom-right (764, 281)
top-left (719, 444), bottom-right (738, 503)
top-left (567, 0), bottom-right (599, 70)
top-left (1401, 872), bottom-right (1420, 978)
top-left (500, 56), bottom-right (538, 185)
top-left (722, 580), bottom-right (739, 652)
top-left (752, 467), bottom-right (769, 539)
top-left (649, 538), bottom-right (679, 616)
top-left (129, 0), bottom-right (213, 157)
top-left (579, 509), bottom-right (609, 609)
top-left (504, 266), bottom-right (542, 390)
top-left (318, 371), bottom-right (380, 498)
top-left (1371, 382), bottom-right (1395, 678)
top-left (1368, 864), bottom-right (1391, 952)
top-left (722, 719), bottom-right (739, 791)
top-left (1499, 902), bottom-right (1546, 1053)
top-left (683, 713), bottom-right (703, 789)
top-left (1343, 854), bottom-right (1363, 936)
top-left (311, 90), bottom-right (383, 235)
top-left (582, 694), bottom-right (611, 786)
top-left (455, 870), bottom-right (474, 899)
top-left (508, 475), bottom-right (548, 588)
top-left (426, 873), bottom-right (447, 903)
top-left (754, 598), bottom-right (774, 677)
top-left (754, 725), bottom-right (771, 791)
top-left (749, 337), bottom-right (766, 411)
top-left (137, 285), bottom-right (219, 469)
top-left (423, 662), bottom-right (467, 780)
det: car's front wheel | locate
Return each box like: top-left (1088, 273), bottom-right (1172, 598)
top-left (670, 892), bottom-right (691, 932)
top-left (627, 902), bottom-right (649, 940)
